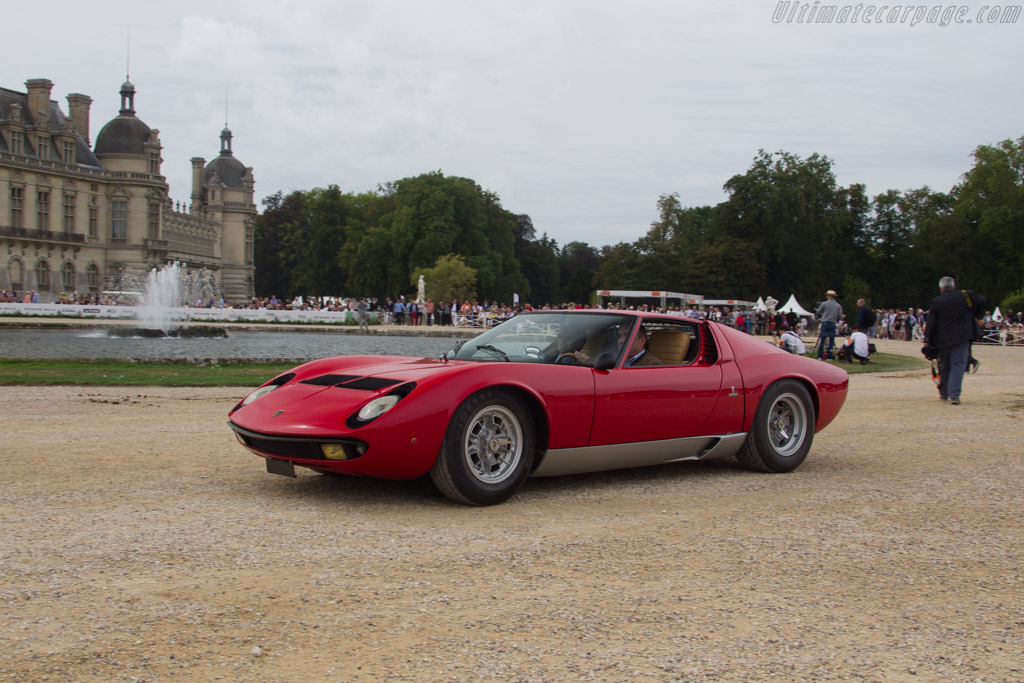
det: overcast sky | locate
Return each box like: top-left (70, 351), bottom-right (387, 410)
top-left (6, 1), bottom-right (1022, 247)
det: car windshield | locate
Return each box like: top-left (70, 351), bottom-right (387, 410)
top-left (451, 312), bottom-right (634, 366)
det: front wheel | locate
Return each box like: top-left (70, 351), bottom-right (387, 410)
top-left (430, 390), bottom-right (535, 505)
top-left (736, 380), bottom-right (814, 473)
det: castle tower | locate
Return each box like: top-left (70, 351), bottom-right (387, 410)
top-left (198, 126), bottom-right (255, 300)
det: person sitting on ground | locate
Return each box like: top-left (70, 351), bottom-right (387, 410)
top-left (838, 325), bottom-right (871, 364)
top-left (778, 329), bottom-right (806, 355)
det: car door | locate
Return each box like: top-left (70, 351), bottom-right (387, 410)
top-left (588, 321), bottom-right (727, 446)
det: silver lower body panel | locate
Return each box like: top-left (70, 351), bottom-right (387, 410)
top-left (530, 432), bottom-right (748, 478)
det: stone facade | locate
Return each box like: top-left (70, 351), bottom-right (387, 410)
top-left (0, 78), bottom-right (256, 302)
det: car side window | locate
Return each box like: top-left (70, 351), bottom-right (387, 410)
top-left (635, 321), bottom-right (698, 367)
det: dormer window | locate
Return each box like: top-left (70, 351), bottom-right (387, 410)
top-left (36, 135), bottom-right (50, 160)
top-left (62, 141), bottom-right (75, 165)
top-left (9, 130), bottom-right (24, 155)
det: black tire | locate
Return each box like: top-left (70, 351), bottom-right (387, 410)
top-left (429, 389), bottom-right (535, 505)
top-left (735, 380), bottom-right (815, 473)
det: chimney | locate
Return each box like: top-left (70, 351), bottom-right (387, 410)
top-left (191, 157), bottom-right (206, 208)
top-left (25, 78), bottom-right (53, 126)
top-left (66, 93), bottom-right (93, 145)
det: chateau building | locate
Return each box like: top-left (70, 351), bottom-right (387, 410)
top-left (0, 78), bottom-right (256, 302)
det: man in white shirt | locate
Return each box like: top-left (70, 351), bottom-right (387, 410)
top-left (779, 329), bottom-right (806, 355)
top-left (838, 325), bottom-right (871, 364)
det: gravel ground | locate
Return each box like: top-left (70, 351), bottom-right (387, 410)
top-left (1, 339), bottom-right (1022, 682)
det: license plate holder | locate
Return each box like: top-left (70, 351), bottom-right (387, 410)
top-left (266, 458), bottom-right (296, 477)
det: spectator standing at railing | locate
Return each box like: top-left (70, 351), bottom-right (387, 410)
top-left (356, 297), bottom-right (370, 332)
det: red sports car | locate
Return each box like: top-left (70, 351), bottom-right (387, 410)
top-left (229, 311), bottom-right (848, 505)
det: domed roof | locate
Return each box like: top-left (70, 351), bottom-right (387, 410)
top-left (94, 80), bottom-right (152, 156)
top-left (95, 115), bottom-right (152, 155)
top-left (203, 126), bottom-right (246, 188)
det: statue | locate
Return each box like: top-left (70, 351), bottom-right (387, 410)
top-left (417, 275), bottom-right (426, 304)
top-left (765, 296), bottom-right (778, 315)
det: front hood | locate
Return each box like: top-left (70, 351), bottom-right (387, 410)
top-left (228, 355), bottom-right (470, 436)
top-left (291, 354), bottom-right (470, 385)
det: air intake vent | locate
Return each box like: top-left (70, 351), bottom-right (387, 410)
top-left (301, 374), bottom-right (359, 386)
top-left (338, 377), bottom-right (403, 391)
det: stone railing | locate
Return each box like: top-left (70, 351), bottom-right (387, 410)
top-left (0, 226), bottom-right (85, 243)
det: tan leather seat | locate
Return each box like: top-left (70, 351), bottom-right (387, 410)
top-left (646, 329), bottom-right (691, 365)
top-left (581, 329), bottom-right (609, 362)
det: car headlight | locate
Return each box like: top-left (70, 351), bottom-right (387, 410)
top-left (242, 383), bottom-right (280, 406)
top-left (347, 382), bottom-right (417, 428)
top-left (232, 373), bottom-right (295, 414)
top-left (357, 395), bottom-right (400, 421)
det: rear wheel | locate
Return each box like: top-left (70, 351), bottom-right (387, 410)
top-left (736, 380), bottom-right (814, 473)
top-left (430, 390), bottom-right (535, 505)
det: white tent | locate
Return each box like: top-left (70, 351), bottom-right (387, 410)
top-left (778, 294), bottom-right (814, 317)
top-left (993, 306), bottom-right (1003, 322)
top-left (754, 296), bottom-right (767, 312)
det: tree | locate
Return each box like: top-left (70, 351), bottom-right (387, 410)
top-left (716, 150), bottom-right (841, 301)
top-left (414, 254), bottom-right (477, 303)
top-left (517, 230), bottom-right (561, 306)
top-left (953, 137), bottom-right (1024, 301)
top-left (636, 196), bottom-right (716, 292)
top-left (560, 241), bottom-right (600, 304)
top-left (596, 242), bottom-right (644, 290)
top-left (253, 190), bottom-right (308, 299)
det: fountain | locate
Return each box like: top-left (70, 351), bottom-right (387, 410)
top-left (108, 262), bottom-right (228, 338)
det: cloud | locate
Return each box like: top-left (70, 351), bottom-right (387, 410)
top-left (6, 0), bottom-right (1022, 247)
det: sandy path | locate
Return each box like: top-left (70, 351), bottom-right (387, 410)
top-left (1, 339), bottom-right (1022, 682)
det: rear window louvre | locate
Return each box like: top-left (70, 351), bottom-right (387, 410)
top-left (698, 328), bottom-right (719, 366)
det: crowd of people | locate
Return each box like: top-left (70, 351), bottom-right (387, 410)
top-left (4, 286), bottom-right (1023, 347)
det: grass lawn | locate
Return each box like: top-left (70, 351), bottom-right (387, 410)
top-left (0, 359), bottom-right (295, 386)
top-left (809, 352), bottom-right (928, 373)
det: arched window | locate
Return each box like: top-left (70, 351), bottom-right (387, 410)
top-left (9, 258), bottom-right (24, 290)
top-left (35, 259), bottom-right (50, 292)
top-left (61, 261), bottom-right (76, 291)
top-left (86, 263), bottom-right (100, 292)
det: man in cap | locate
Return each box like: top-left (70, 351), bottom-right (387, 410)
top-left (815, 290), bottom-right (843, 360)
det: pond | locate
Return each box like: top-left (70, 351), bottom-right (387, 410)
top-left (0, 327), bottom-right (462, 361)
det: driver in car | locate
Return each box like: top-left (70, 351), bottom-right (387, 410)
top-left (544, 327), bottom-right (592, 365)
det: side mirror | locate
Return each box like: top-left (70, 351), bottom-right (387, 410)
top-left (594, 351), bottom-right (617, 371)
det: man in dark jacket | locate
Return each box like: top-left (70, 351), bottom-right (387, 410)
top-left (856, 299), bottom-right (877, 338)
top-left (924, 276), bottom-right (987, 405)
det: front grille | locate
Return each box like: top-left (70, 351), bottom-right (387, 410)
top-left (242, 435), bottom-right (324, 459)
top-left (230, 422), bottom-right (368, 461)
